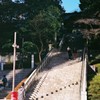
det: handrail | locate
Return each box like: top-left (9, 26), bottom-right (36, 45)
top-left (24, 49), bottom-right (55, 92)
top-left (80, 48), bottom-right (87, 100)
top-left (5, 79), bottom-right (26, 100)
top-left (5, 49), bottom-right (56, 100)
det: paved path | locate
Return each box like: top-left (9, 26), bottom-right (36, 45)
top-left (26, 52), bottom-right (82, 100)
top-left (0, 69), bottom-right (32, 99)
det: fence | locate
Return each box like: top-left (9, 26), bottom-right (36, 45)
top-left (24, 49), bottom-right (56, 92)
top-left (5, 49), bottom-right (56, 100)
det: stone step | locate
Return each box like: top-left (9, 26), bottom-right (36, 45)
top-left (25, 52), bottom-right (82, 100)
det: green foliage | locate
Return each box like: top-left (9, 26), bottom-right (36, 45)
top-left (88, 75), bottom-right (100, 100)
top-left (89, 50), bottom-right (100, 65)
top-left (87, 51), bottom-right (100, 100)
top-left (22, 41), bottom-right (34, 53)
top-left (79, 0), bottom-right (100, 11)
top-left (28, 5), bottom-right (62, 44)
top-left (95, 64), bottom-right (100, 73)
top-left (0, 0), bottom-right (64, 62)
top-left (88, 52), bottom-right (100, 100)
top-left (2, 42), bottom-right (13, 52)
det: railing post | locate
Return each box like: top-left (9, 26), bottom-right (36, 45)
top-left (31, 54), bottom-right (34, 69)
top-left (24, 49), bottom-right (54, 92)
top-left (81, 55), bottom-right (87, 100)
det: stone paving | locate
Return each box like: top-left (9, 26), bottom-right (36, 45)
top-left (26, 52), bottom-right (82, 100)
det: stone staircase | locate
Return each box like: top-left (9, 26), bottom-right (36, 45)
top-left (25, 52), bottom-right (82, 100)
top-left (0, 68), bottom-right (32, 99)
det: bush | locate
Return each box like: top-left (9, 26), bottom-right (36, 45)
top-left (95, 64), bottom-right (100, 73)
top-left (88, 64), bottom-right (100, 100)
top-left (89, 51), bottom-right (100, 65)
top-left (4, 63), bottom-right (13, 70)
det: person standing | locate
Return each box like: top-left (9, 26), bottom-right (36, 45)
top-left (2, 75), bottom-right (7, 88)
top-left (18, 83), bottom-right (25, 100)
top-left (67, 47), bottom-right (73, 60)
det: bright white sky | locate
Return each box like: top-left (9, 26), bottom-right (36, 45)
top-left (61, 0), bottom-right (80, 12)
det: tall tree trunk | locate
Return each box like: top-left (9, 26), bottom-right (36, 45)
top-left (38, 34), bottom-right (43, 62)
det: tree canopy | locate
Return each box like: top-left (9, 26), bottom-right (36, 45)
top-left (0, 0), bottom-right (64, 62)
top-left (61, 0), bottom-right (100, 50)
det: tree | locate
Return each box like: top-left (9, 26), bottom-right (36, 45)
top-left (0, 0), bottom-right (26, 52)
top-left (79, 0), bottom-right (100, 11)
top-left (25, 5), bottom-right (63, 62)
top-left (0, 0), bottom-right (64, 62)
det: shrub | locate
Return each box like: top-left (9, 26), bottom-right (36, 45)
top-left (88, 74), bottom-right (100, 100)
top-left (95, 64), bottom-right (100, 73)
